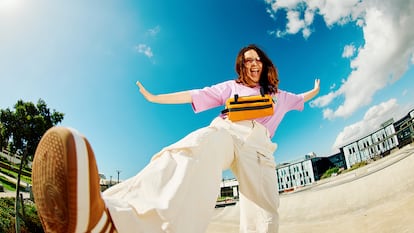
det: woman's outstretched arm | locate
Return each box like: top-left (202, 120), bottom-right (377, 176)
top-left (136, 81), bottom-right (193, 104)
top-left (302, 79), bottom-right (320, 102)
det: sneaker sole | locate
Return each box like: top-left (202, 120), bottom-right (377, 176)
top-left (32, 127), bottom-right (116, 233)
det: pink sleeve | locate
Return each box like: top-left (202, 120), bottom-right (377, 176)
top-left (259, 90), bottom-right (304, 138)
top-left (279, 90), bottom-right (305, 112)
top-left (190, 81), bottom-right (233, 113)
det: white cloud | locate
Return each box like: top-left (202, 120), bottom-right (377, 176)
top-left (267, 0), bottom-right (414, 119)
top-left (135, 44), bottom-right (153, 58)
top-left (322, 108), bottom-right (335, 120)
top-left (268, 0), bottom-right (302, 11)
top-left (310, 91), bottom-right (340, 108)
top-left (322, 1), bottom-right (414, 119)
top-left (302, 27), bottom-right (311, 39)
top-left (269, 29), bottom-right (287, 38)
top-left (267, 1), bottom-right (315, 38)
top-left (332, 98), bottom-right (403, 149)
top-left (342, 44), bottom-right (356, 58)
top-left (146, 25), bottom-right (160, 37)
top-left (304, 8), bottom-right (314, 25)
top-left (266, 0), bottom-right (362, 38)
top-left (286, 11), bottom-right (305, 34)
top-left (135, 26), bottom-right (160, 60)
top-left (307, 0), bottom-right (362, 26)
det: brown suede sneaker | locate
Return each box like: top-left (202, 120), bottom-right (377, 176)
top-left (32, 127), bottom-right (117, 233)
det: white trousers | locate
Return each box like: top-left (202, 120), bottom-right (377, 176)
top-left (103, 117), bottom-right (279, 233)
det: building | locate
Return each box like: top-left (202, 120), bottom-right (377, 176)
top-left (219, 178), bottom-right (239, 199)
top-left (394, 109), bottom-right (414, 148)
top-left (342, 109), bottom-right (414, 168)
top-left (327, 150), bottom-right (347, 170)
top-left (275, 109), bottom-right (413, 193)
top-left (275, 151), bottom-right (346, 193)
top-left (343, 119), bottom-right (399, 168)
top-left (276, 154), bottom-right (316, 192)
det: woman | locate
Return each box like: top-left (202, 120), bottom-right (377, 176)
top-left (32, 44), bottom-right (320, 233)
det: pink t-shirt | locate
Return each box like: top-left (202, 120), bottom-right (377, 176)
top-left (190, 80), bottom-right (304, 138)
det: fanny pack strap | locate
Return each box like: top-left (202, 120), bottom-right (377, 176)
top-left (221, 87), bottom-right (267, 115)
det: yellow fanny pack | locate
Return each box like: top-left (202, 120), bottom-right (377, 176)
top-left (221, 90), bottom-right (274, 122)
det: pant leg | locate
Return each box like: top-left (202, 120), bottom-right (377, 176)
top-left (102, 125), bottom-right (234, 233)
top-left (229, 121), bottom-right (280, 233)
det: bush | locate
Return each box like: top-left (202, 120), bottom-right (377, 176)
top-left (321, 167), bottom-right (340, 179)
top-left (0, 197), bottom-right (44, 233)
top-left (347, 161), bottom-right (368, 172)
top-left (0, 197), bottom-right (15, 232)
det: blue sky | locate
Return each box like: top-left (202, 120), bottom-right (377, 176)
top-left (1, 0), bottom-right (413, 180)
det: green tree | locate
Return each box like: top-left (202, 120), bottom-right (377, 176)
top-left (0, 99), bottom-right (64, 159)
top-left (0, 99), bottom-right (64, 232)
top-left (0, 109), bottom-right (13, 151)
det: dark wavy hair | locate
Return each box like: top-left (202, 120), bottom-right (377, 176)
top-left (235, 44), bottom-right (279, 94)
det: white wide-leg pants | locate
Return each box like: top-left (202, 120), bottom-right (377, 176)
top-left (103, 117), bottom-right (279, 233)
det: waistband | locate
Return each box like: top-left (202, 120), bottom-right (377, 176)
top-left (210, 117), bottom-right (270, 138)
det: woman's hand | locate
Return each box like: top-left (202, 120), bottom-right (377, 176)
top-left (303, 78), bottom-right (321, 102)
top-left (314, 79), bottom-right (320, 92)
top-left (136, 81), bottom-right (154, 102)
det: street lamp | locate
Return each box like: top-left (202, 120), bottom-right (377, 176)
top-left (116, 170), bottom-right (121, 184)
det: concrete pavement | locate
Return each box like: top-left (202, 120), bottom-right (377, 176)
top-left (206, 144), bottom-right (414, 233)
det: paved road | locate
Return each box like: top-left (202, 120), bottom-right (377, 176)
top-left (206, 144), bottom-right (414, 233)
top-left (0, 172), bottom-right (31, 199)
